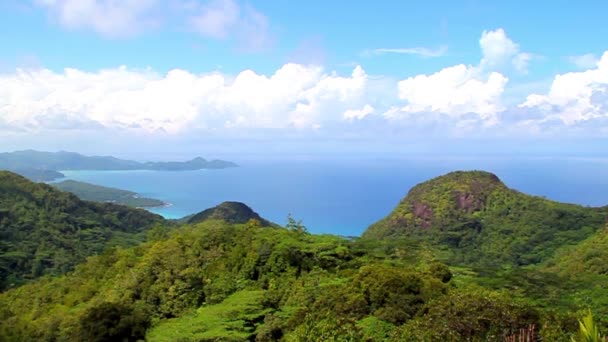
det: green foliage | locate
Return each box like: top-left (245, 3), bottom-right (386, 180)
top-left (392, 287), bottom-right (540, 341)
top-left (1, 170), bottom-right (607, 341)
top-left (52, 180), bottom-right (166, 208)
top-left (0, 220), bottom-right (455, 341)
top-left (286, 214), bottom-right (307, 233)
top-left (363, 170), bottom-right (606, 267)
top-left (75, 302), bottom-right (150, 342)
top-left (572, 310), bottom-right (607, 342)
top-left (147, 290), bottom-right (269, 341)
top-left (0, 171), bottom-right (165, 290)
top-left (548, 225), bottom-right (608, 276)
top-left (187, 201), bottom-right (273, 226)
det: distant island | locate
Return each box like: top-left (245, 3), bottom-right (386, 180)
top-left (52, 180), bottom-right (167, 208)
top-left (0, 150), bottom-right (238, 181)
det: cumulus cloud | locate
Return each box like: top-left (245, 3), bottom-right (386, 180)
top-left (386, 28), bottom-right (543, 127)
top-left (0, 64), bottom-right (368, 133)
top-left (33, 0), bottom-right (161, 37)
top-left (479, 28), bottom-right (534, 73)
top-left (396, 65), bottom-right (508, 124)
top-left (520, 52), bottom-right (608, 125)
top-left (344, 105), bottom-right (374, 121)
top-left (387, 29), bottom-right (529, 126)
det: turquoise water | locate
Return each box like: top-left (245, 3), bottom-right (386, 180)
top-left (59, 158), bottom-right (608, 236)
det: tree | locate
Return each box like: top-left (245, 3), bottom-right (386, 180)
top-left (286, 214), bottom-right (307, 234)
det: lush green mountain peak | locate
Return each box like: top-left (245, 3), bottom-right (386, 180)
top-left (404, 170), bottom-right (506, 217)
top-left (364, 170), bottom-right (507, 238)
top-left (363, 170), bottom-right (606, 266)
top-left (187, 201), bottom-right (272, 226)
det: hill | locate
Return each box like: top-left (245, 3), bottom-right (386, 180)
top-left (0, 150), bottom-right (238, 181)
top-left (363, 170), bottom-right (607, 266)
top-left (546, 223), bottom-right (608, 276)
top-left (186, 201), bottom-right (273, 226)
top-left (0, 171), bottom-right (165, 290)
top-left (0, 171), bottom-right (606, 341)
top-left (52, 180), bottom-right (166, 208)
top-left (0, 219), bottom-right (545, 342)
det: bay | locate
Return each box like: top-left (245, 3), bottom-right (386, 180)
top-left (59, 157), bottom-right (608, 236)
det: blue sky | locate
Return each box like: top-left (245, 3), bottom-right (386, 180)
top-left (1, 0), bottom-right (608, 159)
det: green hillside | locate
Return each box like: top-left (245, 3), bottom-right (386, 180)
top-left (547, 224), bottom-right (608, 276)
top-left (0, 219), bottom-right (546, 342)
top-left (363, 170), bottom-right (607, 267)
top-left (0, 171), bottom-right (165, 290)
top-left (52, 180), bottom-right (166, 208)
top-left (1, 170), bottom-right (608, 341)
top-left (187, 201), bottom-right (273, 226)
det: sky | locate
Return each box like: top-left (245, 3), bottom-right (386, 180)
top-left (1, 0), bottom-right (608, 160)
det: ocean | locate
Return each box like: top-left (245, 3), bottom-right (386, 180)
top-left (59, 157), bottom-right (608, 236)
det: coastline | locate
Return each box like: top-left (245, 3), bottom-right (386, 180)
top-left (140, 201), bottom-right (173, 210)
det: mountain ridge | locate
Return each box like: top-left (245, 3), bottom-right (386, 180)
top-left (0, 150), bottom-right (238, 181)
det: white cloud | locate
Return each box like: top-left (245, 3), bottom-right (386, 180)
top-left (0, 64), bottom-right (368, 133)
top-left (365, 46), bottom-right (448, 58)
top-left (521, 51), bottom-right (608, 125)
top-left (396, 64), bottom-right (508, 124)
top-left (479, 28), bottom-right (534, 73)
top-left (568, 53), bottom-right (600, 69)
top-left (34, 0), bottom-right (161, 37)
top-left (344, 105), bottom-right (374, 121)
top-left (387, 28), bottom-right (539, 126)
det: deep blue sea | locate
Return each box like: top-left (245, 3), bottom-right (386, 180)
top-left (59, 157), bottom-right (608, 236)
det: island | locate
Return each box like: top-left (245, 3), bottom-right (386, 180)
top-left (0, 150), bottom-right (238, 181)
top-left (52, 180), bottom-right (167, 208)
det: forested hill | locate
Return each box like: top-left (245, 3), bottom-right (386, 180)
top-left (52, 180), bottom-right (166, 208)
top-left (2, 170), bottom-right (608, 341)
top-left (186, 201), bottom-right (274, 226)
top-left (0, 171), bottom-right (165, 290)
top-left (0, 150), bottom-right (237, 181)
top-left (363, 170), bottom-right (608, 267)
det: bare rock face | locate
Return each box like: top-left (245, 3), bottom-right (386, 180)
top-left (412, 201), bottom-right (433, 229)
